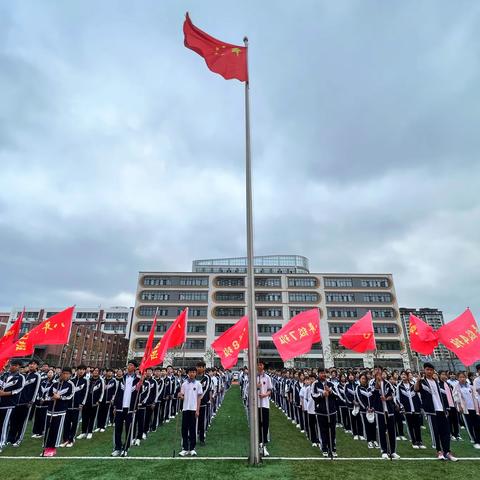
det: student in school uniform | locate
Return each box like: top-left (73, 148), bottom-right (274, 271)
top-left (111, 360), bottom-right (140, 457)
top-left (79, 366), bottom-right (104, 439)
top-left (438, 370), bottom-right (461, 441)
top-left (345, 371), bottom-right (363, 440)
top-left (395, 370), bottom-right (425, 449)
top-left (32, 368), bottom-right (55, 438)
top-left (453, 372), bottom-right (480, 449)
top-left (196, 361), bottom-right (212, 446)
top-left (306, 374), bottom-right (320, 447)
top-left (415, 362), bottom-right (458, 461)
top-left (355, 372), bottom-right (378, 449)
top-left (178, 366), bottom-right (203, 457)
top-left (256, 360), bottom-right (273, 457)
top-left (96, 368), bottom-right (117, 432)
top-left (0, 359), bottom-right (25, 454)
top-left (8, 360), bottom-right (41, 447)
top-left (42, 367), bottom-right (75, 457)
top-left (311, 369), bottom-right (338, 457)
top-left (371, 370), bottom-right (400, 459)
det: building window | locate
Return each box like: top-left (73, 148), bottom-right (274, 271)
top-left (289, 292), bottom-right (319, 302)
top-left (288, 278), bottom-right (317, 288)
top-left (216, 292), bottom-right (245, 302)
top-left (324, 278), bottom-right (353, 287)
top-left (328, 308), bottom-right (357, 318)
top-left (255, 277), bottom-right (281, 287)
top-left (214, 307), bottom-right (245, 317)
top-left (257, 324), bottom-right (282, 334)
top-left (257, 308), bottom-right (282, 318)
top-left (140, 291), bottom-right (170, 301)
top-left (179, 307), bottom-right (207, 317)
top-left (143, 277), bottom-right (172, 286)
top-left (138, 307), bottom-right (169, 317)
top-left (374, 325), bottom-right (399, 334)
top-left (179, 277), bottom-right (209, 286)
top-left (76, 312), bottom-right (99, 319)
top-left (372, 309), bottom-right (394, 318)
top-left (326, 293), bottom-right (355, 303)
top-left (187, 323), bottom-right (207, 334)
top-left (178, 292), bottom-right (208, 301)
top-left (377, 341), bottom-right (401, 351)
top-left (360, 279), bottom-right (389, 288)
top-left (185, 339), bottom-right (205, 350)
top-left (363, 294), bottom-right (392, 303)
top-left (289, 307), bottom-right (310, 318)
top-left (258, 341), bottom-right (276, 350)
top-left (216, 277), bottom-right (245, 287)
top-left (215, 324), bottom-right (235, 334)
top-left (105, 312), bottom-right (129, 320)
top-left (255, 292), bottom-right (282, 302)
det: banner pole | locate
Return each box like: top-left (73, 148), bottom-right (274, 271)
top-left (243, 36), bottom-right (260, 466)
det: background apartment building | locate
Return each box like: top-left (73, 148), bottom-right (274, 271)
top-left (130, 255), bottom-right (409, 369)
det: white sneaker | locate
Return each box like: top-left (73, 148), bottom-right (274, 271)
top-left (359, 436), bottom-right (366, 441)
top-left (179, 450), bottom-right (189, 457)
top-left (134, 439), bottom-right (141, 446)
top-left (31, 434), bottom-right (42, 439)
top-left (312, 443), bottom-right (317, 447)
top-left (474, 444), bottom-right (480, 449)
top-left (142, 433), bottom-right (147, 440)
top-left (76, 434), bottom-right (86, 440)
top-left (111, 450), bottom-right (121, 457)
top-left (391, 453), bottom-right (401, 460)
top-left (121, 450), bottom-right (128, 457)
top-left (419, 444), bottom-right (427, 449)
top-left (66, 442), bottom-right (74, 448)
top-left (401, 436), bottom-right (408, 441)
top-left (354, 435), bottom-right (359, 440)
top-left (12, 441), bottom-right (21, 447)
top-left (374, 441), bottom-right (380, 448)
top-left (322, 451), bottom-right (329, 457)
top-left (263, 446), bottom-right (269, 457)
top-left (86, 433), bottom-right (93, 440)
top-left (59, 441), bottom-right (69, 448)
top-left (412, 444), bottom-right (419, 449)
top-left (94, 428), bottom-right (100, 433)
top-left (396, 436), bottom-right (401, 441)
top-left (296, 424), bottom-right (301, 429)
top-left (300, 430), bottom-right (305, 433)
top-left (190, 450), bottom-right (197, 456)
top-left (100, 429), bottom-right (106, 433)
top-left (368, 442), bottom-right (374, 449)
top-left (437, 452), bottom-right (446, 460)
top-left (381, 453), bottom-right (389, 459)
top-left (445, 453), bottom-right (458, 462)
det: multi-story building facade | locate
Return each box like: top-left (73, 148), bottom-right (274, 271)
top-left (0, 312), bottom-right (9, 337)
top-left (131, 256), bottom-right (409, 369)
top-left (400, 307), bottom-right (455, 368)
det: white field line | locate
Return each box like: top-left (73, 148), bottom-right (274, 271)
top-left (1, 456), bottom-right (480, 461)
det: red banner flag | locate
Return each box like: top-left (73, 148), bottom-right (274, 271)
top-left (141, 308), bottom-right (188, 370)
top-left (437, 309), bottom-right (480, 366)
top-left (211, 316), bottom-right (249, 369)
top-left (272, 309), bottom-right (321, 362)
top-left (339, 311), bottom-right (376, 353)
top-left (409, 314), bottom-right (439, 355)
top-left (183, 12), bottom-right (248, 82)
top-left (0, 307), bottom-right (74, 363)
top-left (139, 313), bottom-right (158, 374)
top-left (0, 309), bottom-right (24, 351)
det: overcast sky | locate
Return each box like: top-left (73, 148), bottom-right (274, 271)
top-left (1, 1), bottom-right (479, 321)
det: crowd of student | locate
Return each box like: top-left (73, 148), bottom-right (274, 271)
top-left (0, 359), bottom-right (231, 457)
top-left (240, 362), bottom-right (480, 460)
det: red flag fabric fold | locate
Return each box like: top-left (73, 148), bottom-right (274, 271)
top-left (0, 309), bottom-right (24, 351)
top-left (437, 309), bottom-right (480, 366)
top-left (141, 308), bottom-right (188, 370)
top-left (409, 313), bottom-right (439, 355)
top-left (272, 309), bottom-right (321, 362)
top-left (339, 311), bottom-right (376, 353)
top-left (211, 316), bottom-right (249, 369)
top-left (139, 313), bottom-right (158, 374)
top-left (183, 12), bottom-right (248, 82)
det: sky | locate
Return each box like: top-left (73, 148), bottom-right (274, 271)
top-left (1, 1), bottom-right (479, 321)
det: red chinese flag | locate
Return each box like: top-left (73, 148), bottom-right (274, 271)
top-left (142, 308), bottom-right (188, 370)
top-left (409, 314), bottom-right (439, 355)
top-left (339, 311), bottom-right (376, 353)
top-left (139, 313), bottom-right (158, 374)
top-left (0, 309), bottom-right (24, 351)
top-left (211, 316), bottom-right (249, 369)
top-left (183, 13), bottom-right (248, 82)
top-left (437, 309), bottom-right (480, 366)
top-left (272, 309), bottom-right (321, 362)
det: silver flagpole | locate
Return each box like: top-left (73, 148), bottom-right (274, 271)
top-left (243, 36), bottom-right (260, 466)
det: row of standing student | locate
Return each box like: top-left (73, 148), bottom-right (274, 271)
top-left (269, 362), bottom-right (480, 460)
top-left (0, 358), bottom-right (231, 457)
